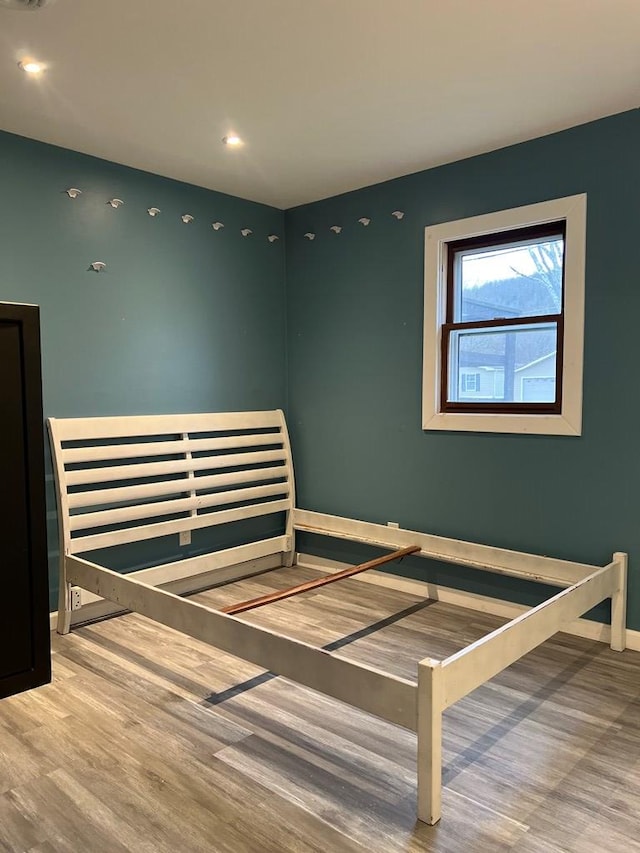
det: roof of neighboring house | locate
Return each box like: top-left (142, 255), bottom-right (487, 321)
top-left (515, 351), bottom-right (557, 373)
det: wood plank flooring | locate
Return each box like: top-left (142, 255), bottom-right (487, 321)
top-left (1, 564), bottom-right (639, 852)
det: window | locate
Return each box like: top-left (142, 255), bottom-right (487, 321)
top-left (443, 221), bottom-right (564, 412)
top-left (460, 372), bottom-right (481, 394)
top-left (423, 195), bottom-right (586, 435)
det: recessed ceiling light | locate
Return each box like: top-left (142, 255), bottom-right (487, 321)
top-left (18, 58), bottom-right (45, 74)
top-left (222, 135), bottom-right (242, 147)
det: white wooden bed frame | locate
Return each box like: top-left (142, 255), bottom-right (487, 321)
top-left (48, 410), bottom-right (628, 825)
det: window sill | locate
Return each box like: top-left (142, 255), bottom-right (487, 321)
top-left (423, 410), bottom-right (581, 436)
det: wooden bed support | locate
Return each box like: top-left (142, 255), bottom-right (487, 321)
top-left (221, 544), bottom-right (420, 614)
top-left (48, 410), bottom-right (628, 825)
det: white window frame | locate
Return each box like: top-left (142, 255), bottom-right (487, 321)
top-left (422, 194), bottom-right (586, 436)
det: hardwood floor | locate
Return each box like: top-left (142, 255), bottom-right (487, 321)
top-left (1, 564), bottom-right (639, 852)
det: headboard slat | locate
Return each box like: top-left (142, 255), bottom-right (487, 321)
top-left (69, 482), bottom-right (290, 531)
top-left (51, 410), bottom-right (285, 441)
top-left (66, 465), bottom-right (288, 510)
top-left (68, 498), bottom-right (291, 553)
top-left (65, 448), bottom-right (287, 487)
top-left (61, 432), bottom-right (284, 464)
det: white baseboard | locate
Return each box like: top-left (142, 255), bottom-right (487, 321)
top-left (295, 552), bottom-right (640, 653)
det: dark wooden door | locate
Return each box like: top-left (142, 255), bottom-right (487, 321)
top-left (0, 302), bottom-right (50, 699)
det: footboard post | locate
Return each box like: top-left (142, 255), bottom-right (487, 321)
top-left (610, 552), bottom-right (628, 652)
top-left (417, 658), bottom-right (444, 825)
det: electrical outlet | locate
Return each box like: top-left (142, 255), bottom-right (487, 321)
top-left (387, 521), bottom-right (400, 529)
top-left (179, 531), bottom-right (192, 546)
top-left (70, 587), bottom-right (82, 610)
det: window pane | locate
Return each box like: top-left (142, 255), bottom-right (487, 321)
top-left (448, 324), bottom-right (557, 403)
top-left (456, 235), bottom-right (564, 322)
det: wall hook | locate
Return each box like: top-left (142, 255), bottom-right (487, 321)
top-left (391, 210), bottom-right (405, 220)
top-left (65, 188), bottom-right (82, 199)
top-left (181, 214), bottom-right (194, 224)
top-left (330, 226), bottom-right (342, 234)
top-left (108, 198), bottom-right (124, 209)
top-left (304, 232), bottom-right (316, 240)
top-left (211, 222), bottom-right (224, 231)
top-left (240, 228), bottom-right (252, 237)
top-left (267, 234), bottom-right (279, 243)
top-left (358, 217), bottom-right (371, 226)
top-left (89, 261), bottom-right (106, 272)
top-left (147, 207), bottom-right (161, 217)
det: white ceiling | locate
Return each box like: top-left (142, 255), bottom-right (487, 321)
top-left (0, 0), bottom-right (638, 209)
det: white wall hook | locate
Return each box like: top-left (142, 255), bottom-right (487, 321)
top-left (211, 222), bottom-right (224, 231)
top-left (147, 207), bottom-right (161, 217)
top-left (240, 228), bottom-right (252, 237)
top-left (267, 234), bottom-right (279, 243)
top-left (358, 217), bottom-right (371, 226)
top-left (65, 188), bottom-right (82, 199)
top-left (330, 226), bottom-right (342, 234)
top-left (108, 198), bottom-right (124, 208)
top-left (89, 261), bottom-right (106, 272)
top-left (181, 214), bottom-right (194, 224)
top-left (304, 232), bottom-right (316, 240)
top-left (392, 210), bottom-right (405, 220)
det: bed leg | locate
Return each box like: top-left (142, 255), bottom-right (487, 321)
top-left (610, 552), bottom-right (628, 652)
top-left (282, 527), bottom-right (295, 567)
top-left (57, 557), bottom-right (72, 635)
top-left (417, 658), bottom-right (444, 825)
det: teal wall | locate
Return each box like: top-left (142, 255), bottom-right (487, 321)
top-left (0, 130), bottom-right (286, 607)
top-left (285, 109), bottom-right (640, 629)
top-left (5, 110), bottom-right (640, 625)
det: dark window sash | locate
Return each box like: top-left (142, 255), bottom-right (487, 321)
top-left (445, 220), bottom-right (566, 325)
top-left (440, 315), bottom-right (564, 415)
top-left (440, 220), bottom-right (566, 416)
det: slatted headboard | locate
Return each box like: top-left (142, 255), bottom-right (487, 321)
top-left (48, 410), bottom-right (295, 562)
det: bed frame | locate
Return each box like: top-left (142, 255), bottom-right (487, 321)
top-left (48, 409), bottom-right (628, 825)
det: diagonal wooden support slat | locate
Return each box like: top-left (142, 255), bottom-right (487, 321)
top-left (221, 545), bottom-right (421, 615)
